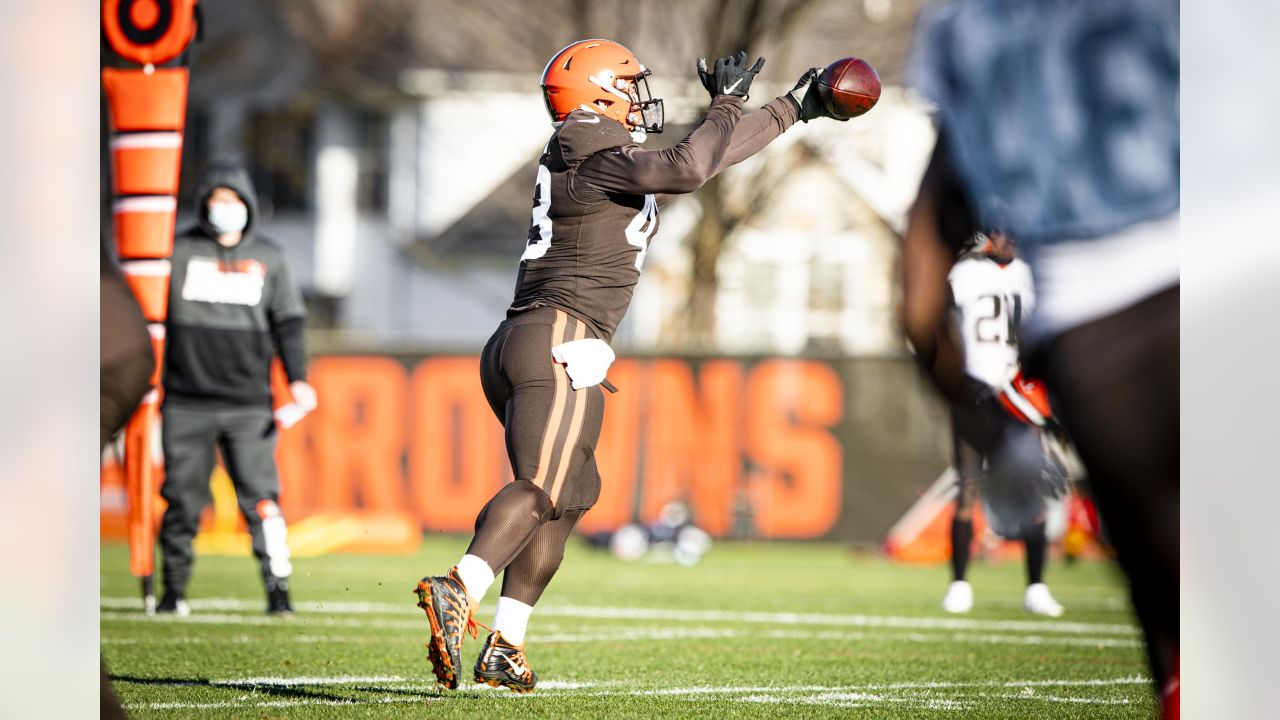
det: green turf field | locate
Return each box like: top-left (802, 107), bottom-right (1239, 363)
top-left (102, 539), bottom-right (1153, 718)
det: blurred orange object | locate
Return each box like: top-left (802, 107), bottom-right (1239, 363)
top-left (998, 371), bottom-right (1053, 426)
top-left (111, 132), bottom-right (183, 196)
top-left (119, 259), bottom-right (171, 322)
top-left (884, 469), bottom-right (985, 563)
top-left (123, 395), bottom-right (162, 576)
top-left (102, 68), bottom-right (189, 132)
top-left (114, 197), bottom-right (177, 259)
top-left (102, 0), bottom-right (199, 67)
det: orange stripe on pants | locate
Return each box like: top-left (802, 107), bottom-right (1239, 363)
top-left (531, 311), bottom-right (569, 490)
top-left (547, 319), bottom-right (589, 505)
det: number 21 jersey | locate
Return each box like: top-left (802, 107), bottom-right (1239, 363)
top-left (948, 255), bottom-right (1035, 387)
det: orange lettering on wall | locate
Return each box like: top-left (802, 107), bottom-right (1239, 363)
top-left (309, 356), bottom-right (408, 513)
top-left (580, 359), bottom-right (642, 534)
top-left (409, 357), bottom-right (506, 532)
top-left (642, 360), bottom-right (743, 533)
top-left (745, 360), bottom-right (844, 538)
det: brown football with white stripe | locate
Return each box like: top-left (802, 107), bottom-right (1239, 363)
top-left (817, 57), bottom-right (881, 119)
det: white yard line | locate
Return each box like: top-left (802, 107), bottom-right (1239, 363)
top-left (219, 675), bottom-right (405, 686)
top-left (100, 612), bottom-right (1141, 649)
top-left (984, 692), bottom-right (1131, 704)
top-left (635, 677), bottom-right (1151, 696)
top-left (538, 604), bottom-right (1139, 636)
top-left (122, 676), bottom-right (1150, 711)
top-left (100, 596), bottom-right (1138, 636)
top-left (100, 610), bottom-right (424, 630)
top-left (135, 697), bottom-right (419, 710)
top-left (103, 625), bottom-right (1141, 650)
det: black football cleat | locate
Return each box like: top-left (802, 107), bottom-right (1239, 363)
top-left (154, 593), bottom-right (191, 617)
top-left (266, 577), bottom-right (294, 616)
top-left (473, 631), bottom-right (537, 693)
top-left (414, 567), bottom-right (480, 690)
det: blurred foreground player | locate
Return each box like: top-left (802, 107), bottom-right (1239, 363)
top-left (941, 232), bottom-right (1062, 617)
top-left (903, 0), bottom-right (1178, 714)
top-left (157, 161), bottom-right (316, 616)
top-left (101, 238), bottom-right (156, 719)
top-left (414, 39), bottom-right (849, 693)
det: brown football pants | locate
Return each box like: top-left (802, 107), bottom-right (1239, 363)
top-left (466, 307), bottom-right (605, 604)
top-left (1027, 285), bottom-right (1179, 690)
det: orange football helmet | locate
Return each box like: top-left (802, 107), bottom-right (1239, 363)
top-left (541, 39), bottom-right (664, 134)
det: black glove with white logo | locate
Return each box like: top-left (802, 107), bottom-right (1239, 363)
top-left (698, 51), bottom-right (766, 100)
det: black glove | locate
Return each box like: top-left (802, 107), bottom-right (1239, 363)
top-left (697, 51), bottom-right (766, 100)
top-left (789, 67), bottom-right (846, 122)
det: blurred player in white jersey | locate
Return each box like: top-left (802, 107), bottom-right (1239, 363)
top-left (941, 231), bottom-right (1062, 617)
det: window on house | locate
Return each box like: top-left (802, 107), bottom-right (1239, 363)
top-left (809, 258), bottom-right (845, 312)
top-left (356, 109), bottom-right (390, 211)
top-left (245, 106), bottom-right (316, 215)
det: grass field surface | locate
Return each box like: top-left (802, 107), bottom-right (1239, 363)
top-left (102, 539), bottom-right (1153, 718)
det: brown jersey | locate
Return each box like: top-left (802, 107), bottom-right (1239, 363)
top-left (508, 94), bottom-right (800, 342)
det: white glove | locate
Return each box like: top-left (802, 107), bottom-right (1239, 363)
top-left (290, 380), bottom-right (318, 412)
top-left (550, 338), bottom-right (615, 390)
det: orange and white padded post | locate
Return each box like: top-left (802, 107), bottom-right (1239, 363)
top-left (102, 0), bottom-right (199, 593)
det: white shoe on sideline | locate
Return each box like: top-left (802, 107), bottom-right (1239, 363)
top-left (941, 580), bottom-right (974, 613)
top-left (1023, 583), bottom-right (1064, 617)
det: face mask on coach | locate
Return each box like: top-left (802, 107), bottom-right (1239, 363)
top-left (208, 200), bottom-right (248, 235)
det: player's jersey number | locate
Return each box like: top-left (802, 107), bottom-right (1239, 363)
top-left (625, 194), bottom-right (658, 269)
top-left (521, 164), bottom-right (553, 262)
top-left (520, 163), bottom-right (658, 269)
top-left (974, 293), bottom-right (1023, 346)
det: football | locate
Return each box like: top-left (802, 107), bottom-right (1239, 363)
top-left (817, 57), bottom-right (881, 119)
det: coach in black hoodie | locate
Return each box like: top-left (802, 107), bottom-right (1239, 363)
top-left (157, 160), bottom-right (315, 616)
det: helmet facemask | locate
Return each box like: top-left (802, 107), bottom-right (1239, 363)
top-left (624, 69), bottom-right (664, 135)
top-left (588, 67), bottom-right (664, 138)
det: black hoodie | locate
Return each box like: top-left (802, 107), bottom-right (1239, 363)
top-left (164, 161), bottom-right (307, 407)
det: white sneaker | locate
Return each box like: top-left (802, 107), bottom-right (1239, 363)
top-left (941, 580), bottom-right (974, 613)
top-left (1023, 583), bottom-right (1064, 617)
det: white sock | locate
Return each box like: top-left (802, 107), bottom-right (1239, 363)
top-left (493, 596), bottom-right (534, 646)
top-left (454, 554), bottom-right (494, 603)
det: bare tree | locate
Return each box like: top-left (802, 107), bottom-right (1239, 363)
top-left (270, 0), bottom-right (421, 107)
top-left (672, 0), bottom-right (828, 346)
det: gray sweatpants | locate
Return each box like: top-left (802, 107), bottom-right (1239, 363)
top-left (159, 403), bottom-right (292, 597)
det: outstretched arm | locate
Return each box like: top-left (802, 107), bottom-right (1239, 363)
top-left (711, 95), bottom-right (802, 174)
top-left (577, 52), bottom-right (768, 197)
top-left (641, 68), bottom-right (835, 206)
top-left (576, 95), bottom-right (745, 196)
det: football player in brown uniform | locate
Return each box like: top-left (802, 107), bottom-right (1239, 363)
top-left (413, 39), bottom-right (846, 693)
